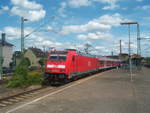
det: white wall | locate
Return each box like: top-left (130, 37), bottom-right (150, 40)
top-left (2, 46), bottom-right (13, 67)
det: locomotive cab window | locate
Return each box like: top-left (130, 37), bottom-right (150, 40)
top-left (49, 53), bottom-right (67, 61)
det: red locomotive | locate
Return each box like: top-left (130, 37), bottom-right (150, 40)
top-left (45, 49), bottom-right (121, 83)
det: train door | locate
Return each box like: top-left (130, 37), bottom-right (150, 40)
top-left (72, 55), bottom-right (77, 73)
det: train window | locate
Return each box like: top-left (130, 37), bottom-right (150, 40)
top-left (49, 54), bottom-right (67, 61)
top-left (49, 55), bottom-right (57, 60)
top-left (99, 61), bottom-right (104, 65)
top-left (59, 55), bottom-right (67, 61)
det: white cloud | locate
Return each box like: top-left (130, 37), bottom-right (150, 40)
top-left (58, 0), bottom-right (119, 19)
top-left (95, 46), bottom-right (106, 50)
top-left (102, 4), bottom-right (119, 10)
top-left (95, 13), bottom-right (123, 26)
top-left (140, 5), bottom-right (150, 10)
top-left (3, 26), bottom-right (20, 40)
top-left (3, 26), bottom-right (127, 56)
top-left (3, 26), bottom-right (44, 41)
top-left (77, 32), bottom-right (113, 40)
top-left (92, 45), bottom-right (110, 55)
top-left (122, 7), bottom-right (128, 10)
top-left (47, 26), bottom-right (53, 31)
top-left (10, 0), bottom-right (46, 22)
top-left (61, 13), bottom-right (124, 35)
top-left (11, 0), bottom-right (42, 9)
top-left (2, 26), bottom-right (66, 50)
top-left (66, 0), bottom-right (119, 10)
top-left (68, 0), bottom-right (91, 8)
top-left (0, 6), bottom-right (9, 14)
top-left (1, 6), bottom-right (9, 11)
top-left (136, 5), bottom-right (150, 10)
top-left (58, 2), bottom-right (67, 17)
top-left (34, 41), bottom-right (63, 48)
top-left (100, 0), bottom-right (119, 10)
top-left (61, 22), bottom-right (110, 35)
top-left (136, 0), bottom-right (143, 2)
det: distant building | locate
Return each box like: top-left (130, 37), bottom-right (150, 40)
top-left (119, 53), bottom-right (129, 60)
top-left (24, 47), bottom-right (46, 67)
top-left (12, 51), bottom-right (22, 67)
top-left (106, 55), bottom-right (119, 59)
top-left (0, 33), bottom-right (13, 67)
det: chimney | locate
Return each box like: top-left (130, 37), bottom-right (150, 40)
top-left (1, 33), bottom-right (6, 45)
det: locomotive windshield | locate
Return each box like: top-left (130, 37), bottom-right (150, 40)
top-left (49, 52), bottom-right (68, 61)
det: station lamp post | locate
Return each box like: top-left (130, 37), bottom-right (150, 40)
top-left (120, 21), bottom-right (139, 81)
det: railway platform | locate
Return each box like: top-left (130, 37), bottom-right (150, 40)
top-left (1, 67), bottom-right (150, 113)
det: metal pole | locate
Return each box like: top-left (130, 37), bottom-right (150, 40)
top-left (137, 24), bottom-right (139, 55)
top-left (119, 40), bottom-right (122, 60)
top-left (137, 24), bottom-right (141, 56)
top-left (0, 41), bottom-right (2, 80)
top-left (137, 23), bottom-right (142, 70)
top-left (21, 17), bottom-right (24, 53)
top-left (128, 25), bottom-right (133, 81)
top-left (120, 40), bottom-right (122, 55)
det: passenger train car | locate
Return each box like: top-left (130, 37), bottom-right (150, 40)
top-left (45, 49), bottom-right (121, 83)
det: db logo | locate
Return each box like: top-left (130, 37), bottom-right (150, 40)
top-left (88, 61), bottom-right (91, 66)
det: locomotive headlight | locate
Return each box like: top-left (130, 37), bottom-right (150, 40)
top-left (57, 65), bottom-right (66, 68)
top-left (47, 65), bottom-right (55, 68)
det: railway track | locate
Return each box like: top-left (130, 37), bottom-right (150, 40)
top-left (0, 78), bottom-right (79, 108)
top-left (0, 68), bottom-right (113, 109)
top-left (0, 82), bottom-right (69, 108)
top-left (0, 86), bottom-right (53, 108)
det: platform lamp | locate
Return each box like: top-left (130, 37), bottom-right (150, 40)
top-left (120, 22), bottom-right (139, 81)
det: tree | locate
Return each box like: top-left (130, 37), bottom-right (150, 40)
top-left (84, 43), bottom-right (92, 54)
top-left (145, 57), bottom-right (150, 65)
top-left (38, 58), bottom-right (45, 72)
top-left (15, 57), bottom-right (30, 79)
top-left (38, 58), bottom-right (45, 67)
top-left (19, 57), bottom-right (31, 67)
top-left (7, 57), bottom-right (43, 88)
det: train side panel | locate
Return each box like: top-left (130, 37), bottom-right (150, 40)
top-left (68, 55), bottom-right (99, 78)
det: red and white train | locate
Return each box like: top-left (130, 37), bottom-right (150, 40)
top-left (45, 49), bottom-right (121, 83)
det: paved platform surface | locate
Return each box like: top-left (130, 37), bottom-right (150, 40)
top-left (1, 67), bottom-right (150, 113)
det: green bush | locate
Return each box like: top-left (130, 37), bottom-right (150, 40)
top-left (7, 74), bottom-right (43, 88)
top-left (7, 57), bottom-right (43, 88)
top-left (7, 75), bottom-right (28, 88)
top-left (27, 74), bottom-right (43, 85)
top-left (38, 58), bottom-right (46, 72)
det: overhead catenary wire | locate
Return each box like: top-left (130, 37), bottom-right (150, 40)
top-left (24, 16), bottom-right (56, 39)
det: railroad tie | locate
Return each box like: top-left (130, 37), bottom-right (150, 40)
top-left (27, 92), bottom-right (37, 95)
top-left (13, 97), bottom-right (24, 100)
top-left (19, 95), bottom-right (29, 98)
top-left (8, 98), bottom-right (20, 102)
top-left (0, 103), bottom-right (7, 107)
top-left (23, 94), bottom-right (35, 97)
top-left (1, 101), bottom-right (13, 105)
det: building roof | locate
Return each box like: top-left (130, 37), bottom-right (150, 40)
top-left (28, 47), bottom-right (46, 58)
top-left (0, 40), bottom-right (13, 47)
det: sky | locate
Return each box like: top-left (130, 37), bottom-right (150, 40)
top-left (0, 0), bottom-right (150, 56)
